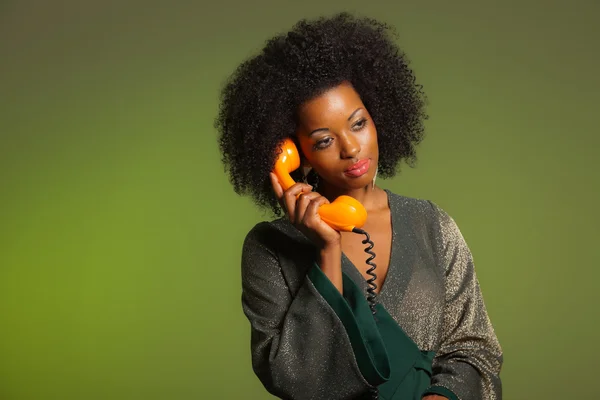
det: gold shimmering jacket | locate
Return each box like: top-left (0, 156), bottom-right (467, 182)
top-left (241, 190), bottom-right (503, 400)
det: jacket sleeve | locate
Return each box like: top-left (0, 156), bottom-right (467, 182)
top-left (240, 222), bottom-right (389, 400)
top-left (423, 202), bottom-right (504, 400)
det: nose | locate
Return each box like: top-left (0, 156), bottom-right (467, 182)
top-left (339, 133), bottom-right (360, 159)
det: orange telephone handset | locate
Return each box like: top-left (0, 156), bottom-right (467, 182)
top-left (273, 138), bottom-right (368, 232)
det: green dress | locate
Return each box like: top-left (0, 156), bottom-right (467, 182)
top-left (241, 190), bottom-right (503, 399)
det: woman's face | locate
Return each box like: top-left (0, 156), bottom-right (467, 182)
top-left (295, 81), bottom-right (379, 192)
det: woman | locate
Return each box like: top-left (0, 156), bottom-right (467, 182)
top-left (215, 12), bottom-right (503, 400)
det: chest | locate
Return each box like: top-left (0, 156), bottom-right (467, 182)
top-left (340, 210), bottom-right (392, 294)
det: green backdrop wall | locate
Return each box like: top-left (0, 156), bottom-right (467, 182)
top-left (1, 1), bottom-right (598, 398)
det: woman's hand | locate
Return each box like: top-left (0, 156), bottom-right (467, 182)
top-left (270, 172), bottom-right (341, 249)
top-left (422, 396), bottom-right (448, 400)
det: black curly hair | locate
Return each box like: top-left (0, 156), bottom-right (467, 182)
top-left (215, 12), bottom-right (428, 217)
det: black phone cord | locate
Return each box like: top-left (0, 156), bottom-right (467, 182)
top-left (352, 227), bottom-right (378, 316)
top-left (352, 227), bottom-right (379, 400)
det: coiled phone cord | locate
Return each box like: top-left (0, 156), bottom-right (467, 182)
top-left (352, 227), bottom-right (379, 400)
top-left (352, 227), bottom-right (378, 316)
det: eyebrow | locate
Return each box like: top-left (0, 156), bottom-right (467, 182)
top-left (308, 107), bottom-right (364, 136)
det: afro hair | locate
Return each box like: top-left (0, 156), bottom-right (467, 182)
top-left (215, 12), bottom-right (428, 217)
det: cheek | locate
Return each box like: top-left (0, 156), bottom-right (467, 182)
top-left (313, 157), bottom-right (338, 174)
top-left (365, 127), bottom-right (379, 150)
top-left (296, 138), bottom-right (314, 162)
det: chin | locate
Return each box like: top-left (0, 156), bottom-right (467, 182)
top-left (341, 174), bottom-right (374, 190)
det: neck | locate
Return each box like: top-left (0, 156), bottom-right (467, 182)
top-left (319, 183), bottom-right (385, 212)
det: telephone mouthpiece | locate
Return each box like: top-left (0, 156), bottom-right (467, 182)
top-left (319, 195), bottom-right (367, 232)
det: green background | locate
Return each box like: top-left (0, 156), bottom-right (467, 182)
top-left (1, 1), bottom-right (598, 398)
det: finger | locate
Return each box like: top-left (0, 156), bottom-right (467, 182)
top-left (294, 191), bottom-right (321, 225)
top-left (269, 173), bottom-right (286, 210)
top-left (283, 183), bottom-right (312, 221)
top-left (303, 195), bottom-right (331, 228)
top-left (269, 173), bottom-right (284, 200)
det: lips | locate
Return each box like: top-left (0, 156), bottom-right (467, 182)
top-left (344, 159), bottom-right (370, 177)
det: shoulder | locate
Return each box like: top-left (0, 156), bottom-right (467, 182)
top-left (243, 217), bottom-right (304, 246)
top-left (242, 216), bottom-right (312, 261)
top-left (241, 217), bottom-right (317, 290)
top-left (385, 189), bottom-right (464, 249)
top-left (385, 189), bottom-right (451, 226)
top-left (386, 191), bottom-right (472, 279)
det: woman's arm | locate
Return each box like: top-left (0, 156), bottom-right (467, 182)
top-left (423, 202), bottom-right (503, 400)
top-left (241, 222), bottom-right (388, 400)
top-left (317, 242), bottom-right (344, 293)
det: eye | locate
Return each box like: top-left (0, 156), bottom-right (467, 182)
top-left (352, 118), bottom-right (368, 131)
top-left (313, 137), bottom-right (333, 150)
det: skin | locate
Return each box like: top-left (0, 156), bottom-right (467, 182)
top-left (270, 81), bottom-right (391, 292)
top-left (270, 81), bottom-right (448, 400)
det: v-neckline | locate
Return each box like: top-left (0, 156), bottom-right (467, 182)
top-left (340, 189), bottom-right (395, 296)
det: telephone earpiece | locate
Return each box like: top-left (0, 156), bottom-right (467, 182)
top-left (273, 138), bottom-right (368, 232)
